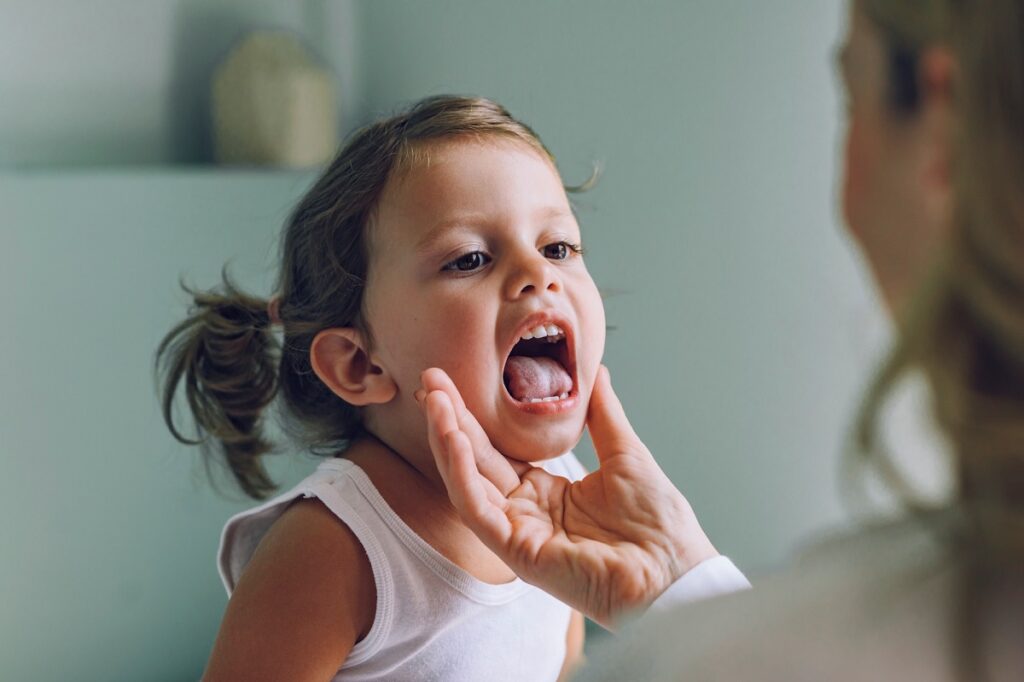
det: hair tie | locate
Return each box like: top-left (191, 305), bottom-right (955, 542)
top-left (267, 295), bottom-right (282, 326)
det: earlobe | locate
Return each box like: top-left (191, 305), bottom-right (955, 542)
top-left (310, 328), bottom-right (397, 406)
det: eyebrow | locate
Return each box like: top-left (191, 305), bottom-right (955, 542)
top-left (414, 206), bottom-right (576, 254)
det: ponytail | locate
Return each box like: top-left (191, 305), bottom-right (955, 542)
top-left (156, 270), bottom-right (280, 499)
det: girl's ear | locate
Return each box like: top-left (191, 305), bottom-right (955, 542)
top-left (310, 328), bottom-right (397, 406)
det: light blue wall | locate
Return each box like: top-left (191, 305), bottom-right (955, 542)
top-left (1, 170), bottom-right (316, 679)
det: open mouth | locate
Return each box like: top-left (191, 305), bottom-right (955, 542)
top-left (502, 319), bottom-right (577, 405)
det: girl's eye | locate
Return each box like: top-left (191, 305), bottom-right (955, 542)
top-left (542, 241), bottom-right (583, 260)
top-left (443, 251), bottom-right (491, 272)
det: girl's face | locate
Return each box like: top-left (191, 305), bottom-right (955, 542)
top-left (363, 138), bottom-right (606, 463)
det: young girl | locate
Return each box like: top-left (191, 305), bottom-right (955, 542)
top-left (157, 95), bottom-right (607, 681)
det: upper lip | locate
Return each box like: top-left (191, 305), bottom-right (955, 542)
top-left (500, 309), bottom-right (578, 395)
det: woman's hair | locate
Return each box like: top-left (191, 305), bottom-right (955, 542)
top-left (853, 1), bottom-right (1024, 674)
top-left (854, 0), bottom-right (1024, 550)
top-left (156, 95), bottom-right (566, 500)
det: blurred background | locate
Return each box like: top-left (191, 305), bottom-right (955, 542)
top-left (1, 0), bottom-right (949, 679)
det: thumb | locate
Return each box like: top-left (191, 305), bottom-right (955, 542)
top-left (586, 365), bottom-right (648, 465)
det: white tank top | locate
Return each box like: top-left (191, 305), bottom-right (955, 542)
top-left (218, 452), bottom-right (588, 681)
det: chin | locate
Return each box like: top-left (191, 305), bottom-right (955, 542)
top-left (491, 421), bottom-right (584, 463)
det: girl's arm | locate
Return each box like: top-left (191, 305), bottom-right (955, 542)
top-left (202, 498), bottom-right (376, 682)
top-left (558, 610), bottom-right (586, 681)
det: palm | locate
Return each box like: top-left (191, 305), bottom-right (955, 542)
top-left (502, 463), bottom-right (676, 623)
top-left (420, 367), bottom-right (716, 627)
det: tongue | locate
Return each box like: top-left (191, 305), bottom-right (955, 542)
top-left (504, 356), bottom-right (572, 401)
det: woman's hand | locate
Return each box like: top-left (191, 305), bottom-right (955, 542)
top-left (418, 365), bottom-right (719, 628)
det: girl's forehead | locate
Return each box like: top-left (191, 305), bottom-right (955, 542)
top-left (366, 142), bottom-right (577, 261)
top-left (370, 139), bottom-right (569, 244)
top-left (392, 136), bottom-right (558, 191)
top-left (401, 134), bottom-right (552, 166)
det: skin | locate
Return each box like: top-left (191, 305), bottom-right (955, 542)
top-left (205, 138), bottom-right (600, 679)
top-left (418, 0), bottom-right (956, 629)
top-left (838, 1), bottom-right (954, 314)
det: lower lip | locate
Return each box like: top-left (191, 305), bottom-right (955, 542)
top-left (503, 389), bottom-right (580, 415)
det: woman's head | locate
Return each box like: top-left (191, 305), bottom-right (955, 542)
top-left (157, 95), bottom-right (604, 499)
top-left (846, 0), bottom-right (1024, 540)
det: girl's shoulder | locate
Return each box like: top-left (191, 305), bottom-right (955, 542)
top-left (236, 495), bottom-right (377, 634)
top-left (205, 466), bottom-right (377, 679)
top-left (218, 458), bottom-right (370, 592)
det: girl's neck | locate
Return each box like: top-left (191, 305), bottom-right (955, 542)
top-left (344, 432), bottom-right (457, 514)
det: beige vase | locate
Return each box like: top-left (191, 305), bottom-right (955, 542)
top-left (212, 31), bottom-right (338, 168)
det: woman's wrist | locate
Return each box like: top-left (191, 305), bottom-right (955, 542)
top-left (654, 479), bottom-right (720, 582)
top-left (672, 526), bottom-right (719, 577)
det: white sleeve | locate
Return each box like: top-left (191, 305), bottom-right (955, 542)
top-left (647, 555), bottom-right (751, 613)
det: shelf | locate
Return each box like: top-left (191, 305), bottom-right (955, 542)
top-left (1, 164), bottom-right (319, 178)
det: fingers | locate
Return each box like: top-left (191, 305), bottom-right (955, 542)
top-left (424, 390), bottom-right (460, 474)
top-left (421, 369), bottom-right (489, 446)
top-left (420, 369), bottom-right (529, 486)
top-left (421, 367), bottom-right (470, 414)
top-left (442, 430), bottom-right (513, 549)
top-left (586, 365), bottom-right (651, 465)
top-left (422, 394), bottom-right (513, 550)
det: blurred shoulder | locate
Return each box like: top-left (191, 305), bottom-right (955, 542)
top-left (578, 519), bottom-right (956, 682)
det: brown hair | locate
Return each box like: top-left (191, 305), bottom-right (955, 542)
top-left (156, 95), bottom-right (570, 500)
top-left (853, 0), bottom-right (1024, 675)
top-left (855, 0), bottom-right (1024, 556)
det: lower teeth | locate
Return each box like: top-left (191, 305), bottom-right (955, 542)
top-left (525, 392), bottom-right (570, 404)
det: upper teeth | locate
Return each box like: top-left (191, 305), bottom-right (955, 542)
top-left (521, 323), bottom-right (565, 341)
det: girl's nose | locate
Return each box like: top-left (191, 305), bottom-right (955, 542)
top-left (504, 251), bottom-right (561, 300)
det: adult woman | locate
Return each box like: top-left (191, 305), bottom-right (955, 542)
top-left (419, 0), bottom-right (1024, 678)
